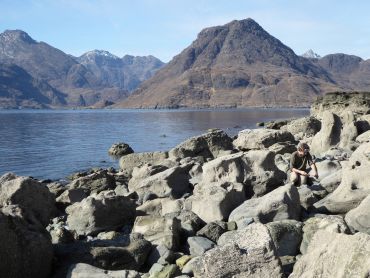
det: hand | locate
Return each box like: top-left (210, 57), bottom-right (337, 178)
top-left (313, 172), bottom-right (318, 178)
top-left (300, 170), bottom-right (309, 176)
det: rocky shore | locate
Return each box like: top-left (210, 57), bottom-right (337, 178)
top-left (0, 92), bottom-right (369, 278)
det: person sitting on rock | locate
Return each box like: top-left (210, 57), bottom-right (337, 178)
top-left (290, 142), bottom-right (318, 186)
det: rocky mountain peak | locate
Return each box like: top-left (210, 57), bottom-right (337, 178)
top-left (79, 50), bottom-right (120, 62)
top-left (0, 30), bottom-right (36, 44)
top-left (302, 49), bottom-right (321, 59)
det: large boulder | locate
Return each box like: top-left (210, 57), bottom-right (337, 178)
top-left (119, 151), bottom-right (169, 176)
top-left (185, 181), bottom-right (246, 223)
top-left (229, 184), bottom-right (300, 228)
top-left (169, 129), bottom-right (233, 159)
top-left (108, 142), bottom-right (134, 157)
top-left (313, 142), bottom-right (370, 214)
top-left (66, 191), bottom-right (136, 236)
top-left (281, 116), bottom-right (321, 140)
top-left (0, 174), bottom-right (56, 227)
top-left (310, 111), bottom-right (341, 155)
top-left (290, 230), bottom-right (370, 278)
top-left (201, 151), bottom-right (286, 197)
top-left (0, 205), bottom-right (53, 278)
top-left (345, 194), bottom-right (370, 234)
top-left (67, 170), bottom-right (116, 195)
top-left (66, 263), bottom-right (140, 278)
top-left (314, 159), bottom-right (342, 180)
top-left (128, 164), bottom-right (192, 200)
top-left (300, 214), bottom-right (350, 254)
top-left (132, 215), bottom-right (181, 250)
top-left (54, 234), bottom-right (151, 276)
top-left (339, 111), bottom-right (358, 149)
top-left (266, 220), bottom-right (303, 257)
top-left (193, 223), bottom-right (283, 277)
top-left (233, 129), bottom-right (295, 151)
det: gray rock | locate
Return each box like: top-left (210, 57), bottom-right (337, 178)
top-left (181, 256), bottom-right (200, 276)
top-left (108, 142), bottom-right (134, 157)
top-left (193, 223), bottom-right (283, 278)
top-left (46, 181), bottom-right (67, 198)
top-left (147, 245), bottom-right (176, 266)
top-left (67, 170), bottom-right (116, 195)
top-left (310, 111), bottom-right (341, 155)
top-left (300, 214), bottom-right (350, 254)
top-left (355, 130), bottom-right (370, 143)
top-left (47, 217), bottom-right (74, 244)
top-left (149, 264), bottom-right (180, 278)
top-left (119, 151), bottom-right (169, 177)
top-left (196, 222), bottom-right (227, 242)
top-left (345, 194), bottom-right (370, 234)
top-left (0, 174), bottom-right (56, 227)
top-left (132, 215), bottom-right (181, 250)
top-left (229, 183), bottom-right (301, 227)
top-left (297, 185), bottom-right (319, 211)
top-left (266, 220), bottom-right (303, 256)
top-left (186, 181), bottom-right (246, 223)
top-left (290, 230), bottom-right (370, 278)
top-left (233, 128), bottom-right (295, 151)
top-left (66, 191), bottom-right (136, 236)
top-left (281, 116), bottom-right (321, 139)
top-left (187, 236), bottom-right (216, 256)
top-left (314, 142), bottom-right (370, 214)
top-left (128, 164), bottom-right (192, 200)
top-left (339, 111), bottom-right (358, 150)
top-left (66, 263), bottom-right (141, 278)
top-left (0, 205), bottom-right (53, 278)
top-left (169, 129), bottom-right (233, 159)
top-left (201, 150), bottom-right (286, 197)
top-left (319, 169), bottom-right (342, 193)
top-left (54, 235), bottom-right (151, 276)
top-left (56, 188), bottom-right (88, 208)
top-left (136, 198), bottom-right (164, 216)
top-left (314, 159), bottom-right (342, 180)
top-left (268, 142), bottom-right (297, 155)
top-left (169, 210), bottom-right (205, 238)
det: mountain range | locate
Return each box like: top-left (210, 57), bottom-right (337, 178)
top-left (1, 19), bottom-right (370, 109)
top-left (0, 30), bottom-right (164, 108)
top-left (116, 18), bottom-right (370, 108)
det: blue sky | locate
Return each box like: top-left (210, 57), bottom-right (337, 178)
top-left (1, 0), bottom-right (369, 62)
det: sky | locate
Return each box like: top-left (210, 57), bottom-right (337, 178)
top-left (1, 0), bottom-right (370, 62)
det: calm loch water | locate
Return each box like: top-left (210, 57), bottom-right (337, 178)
top-left (0, 108), bottom-right (309, 180)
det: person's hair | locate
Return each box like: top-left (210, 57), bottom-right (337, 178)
top-left (298, 142), bottom-right (310, 151)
